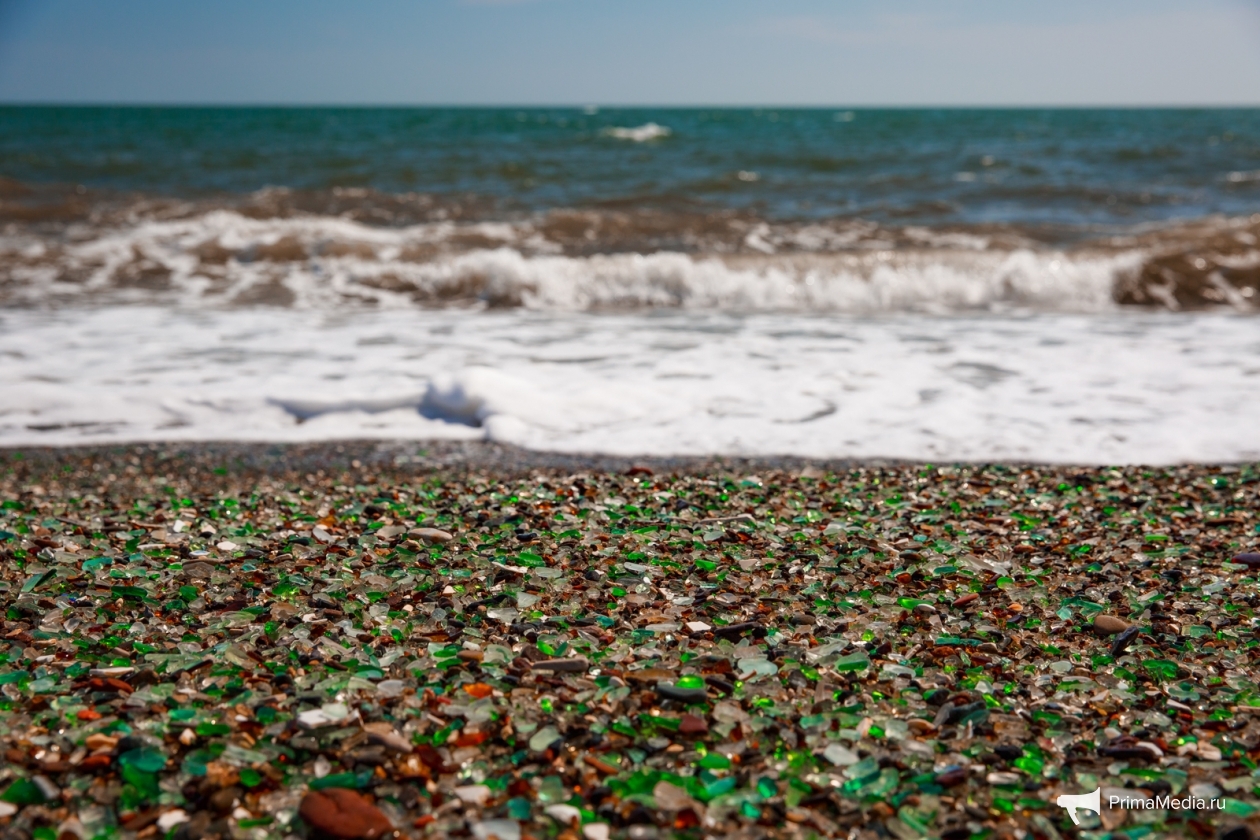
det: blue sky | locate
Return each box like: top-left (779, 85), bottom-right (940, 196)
top-left (1, 0), bottom-right (1259, 105)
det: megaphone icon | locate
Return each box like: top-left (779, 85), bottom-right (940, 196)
top-left (1055, 787), bottom-right (1101, 826)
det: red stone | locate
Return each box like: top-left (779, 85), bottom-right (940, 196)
top-left (678, 714), bottom-right (708, 735)
top-left (463, 683), bottom-right (493, 699)
top-left (452, 730), bottom-right (489, 748)
top-left (79, 755), bottom-right (113, 771)
top-left (300, 789), bottom-right (394, 840)
top-left (86, 677), bottom-right (133, 694)
top-left (413, 745), bottom-right (450, 774)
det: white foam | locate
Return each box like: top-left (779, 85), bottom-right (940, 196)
top-left (0, 210), bottom-right (1136, 314)
top-left (602, 123), bottom-right (671, 142)
top-left (2, 306), bottom-right (1257, 464)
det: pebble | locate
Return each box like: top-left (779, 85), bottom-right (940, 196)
top-left (986, 771), bottom-right (1021, 786)
top-left (531, 657), bottom-right (589, 672)
top-left (1110, 625), bottom-right (1141, 658)
top-left (936, 700), bottom-right (986, 726)
top-left (822, 743), bottom-right (858, 766)
top-left (655, 682), bottom-right (709, 703)
top-left (409, 527), bottom-right (454, 543)
top-left (1093, 615), bottom-right (1130, 635)
top-left (1098, 737), bottom-right (1161, 762)
top-left (454, 785), bottom-right (492, 805)
top-left (653, 781), bottom-right (697, 811)
top-left (678, 713), bottom-right (708, 735)
top-left (298, 789), bottom-right (394, 840)
top-left (626, 668), bottom-right (675, 684)
top-left (6, 451), bottom-right (1257, 840)
top-left (84, 733), bottom-right (118, 751)
top-left (1231, 553), bottom-right (1260, 568)
top-left (86, 677), bottom-right (132, 694)
top-left (363, 722), bottom-right (412, 753)
top-left (704, 675), bottom-right (735, 695)
top-left (472, 820), bottom-right (521, 840)
top-left (544, 804), bottom-right (582, 825)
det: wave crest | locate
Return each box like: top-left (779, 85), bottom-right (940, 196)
top-left (2, 208), bottom-right (1259, 313)
top-left (602, 123), bottom-right (671, 142)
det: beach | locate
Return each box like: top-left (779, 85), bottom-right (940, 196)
top-left (1, 443), bottom-right (1259, 839)
top-left (3, 106), bottom-right (1260, 838)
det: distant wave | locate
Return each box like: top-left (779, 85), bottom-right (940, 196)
top-left (602, 122), bottom-right (671, 142)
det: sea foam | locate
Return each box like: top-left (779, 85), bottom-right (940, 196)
top-left (2, 306), bottom-right (1258, 464)
top-left (0, 210), bottom-right (1160, 314)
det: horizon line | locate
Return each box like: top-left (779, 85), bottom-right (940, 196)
top-left (4, 101), bottom-right (1260, 110)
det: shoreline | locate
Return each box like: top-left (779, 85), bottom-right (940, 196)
top-left (0, 440), bottom-right (905, 491)
top-left (4, 440), bottom-right (1259, 483)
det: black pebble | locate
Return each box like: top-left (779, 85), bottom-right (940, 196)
top-left (1111, 625), bottom-right (1141, 658)
top-left (704, 675), bottom-right (735, 695)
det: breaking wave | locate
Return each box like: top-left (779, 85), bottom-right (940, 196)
top-left (2, 200), bottom-right (1259, 313)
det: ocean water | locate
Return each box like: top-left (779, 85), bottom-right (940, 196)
top-left (2, 107), bottom-right (1259, 461)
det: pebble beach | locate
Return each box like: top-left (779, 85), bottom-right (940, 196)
top-left (1, 442), bottom-right (1258, 840)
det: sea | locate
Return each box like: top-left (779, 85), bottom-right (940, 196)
top-left (1, 107), bottom-right (1259, 463)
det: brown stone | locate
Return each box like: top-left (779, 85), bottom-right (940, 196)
top-left (363, 722), bottom-right (411, 754)
top-left (413, 744), bottom-right (450, 774)
top-left (624, 668), bottom-right (675, 683)
top-left (407, 528), bottom-right (453, 544)
top-left (531, 657), bottom-right (589, 673)
top-left (84, 733), bottom-right (119, 751)
top-left (299, 789), bottom-right (394, 840)
top-left (678, 714), bottom-right (708, 735)
top-left (209, 786), bottom-right (242, 814)
top-left (1093, 615), bottom-right (1130, 635)
top-left (86, 677), bottom-right (133, 694)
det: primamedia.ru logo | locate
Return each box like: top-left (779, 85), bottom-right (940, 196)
top-left (1109, 793), bottom-right (1223, 811)
top-left (1055, 787), bottom-right (1223, 826)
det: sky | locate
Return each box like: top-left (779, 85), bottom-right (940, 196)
top-left (1, 0), bottom-right (1260, 106)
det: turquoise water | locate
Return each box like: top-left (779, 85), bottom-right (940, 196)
top-left (3, 107), bottom-right (1260, 234)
